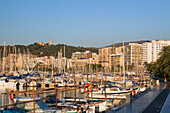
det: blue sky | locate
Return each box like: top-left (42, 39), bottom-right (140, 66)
top-left (0, 0), bottom-right (170, 47)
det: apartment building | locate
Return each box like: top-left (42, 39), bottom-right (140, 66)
top-left (71, 51), bottom-right (91, 60)
top-left (115, 46), bottom-right (123, 54)
top-left (109, 53), bottom-right (124, 73)
top-left (98, 47), bottom-right (113, 68)
top-left (142, 40), bottom-right (170, 64)
top-left (70, 51), bottom-right (99, 72)
top-left (125, 43), bottom-right (142, 65)
top-left (91, 53), bottom-right (99, 64)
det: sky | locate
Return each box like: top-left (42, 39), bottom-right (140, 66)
top-left (0, 0), bottom-right (170, 47)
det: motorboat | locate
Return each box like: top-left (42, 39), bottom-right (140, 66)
top-left (92, 86), bottom-right (132, 95)
top-left (0, 77), bottom-right (19, 87)
top-left (13, 97), bottom-right (63, 113)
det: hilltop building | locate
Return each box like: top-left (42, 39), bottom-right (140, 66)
top-left (35, 40), bottom-right (53, 46)
top-left (50, 40), bottom-right (53, 45)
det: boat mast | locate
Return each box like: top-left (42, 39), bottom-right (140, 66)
top-left (113, 42), bottom-right (115, 82)
top-left (52, 64), bottom-right (58, 109)
top-left (90, 59), bottom-right (93, 102)
top-left (9, 47), bottom-right (12, 72)
top-left (2, 41), bottom-right (5, 74)
top-left (5, 46), bottom-right (7, 74)
top-left (27, 48), bottom-right (30, 73)
top-left (96, 64), bottom-right (98, 90)
top-left (31, 54), bottom-right (33, 73)
top-left (23, 50), bottom-right (28, 73)
top-left (64, 45), bottom-right (65, 74)
top-left (12, 46), bottom-right (15, 72)
top-left (123, 41), bottom-right (125, 83)
top-left (44, 56), bottom-right (46, 74)
top-left (18, 48), bottom-right (22, 75)
top-left (74, 71), bottom-right (76, 104)
top-left (15, 46), bottom-right (17, 72)
top-left (54, 54), bottom-right (56, 72)
top-left (0, 48), bottom-right (2, 75)
top-left (57, 51), bottom-right (59, 74)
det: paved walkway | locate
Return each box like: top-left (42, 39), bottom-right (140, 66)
top-left (160, 83), bottom-right (170, 113)
top-left (106, 83), bottom-right (165, 113)
top-left (142, 84), bottom-right (169, 113)
top-left (160, 92), bottom-right (170, 113)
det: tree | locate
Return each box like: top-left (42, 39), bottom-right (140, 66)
top-left (158, 46), bottom-right (170, 78)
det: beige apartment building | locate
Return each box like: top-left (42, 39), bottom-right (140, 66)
top-left (125, 43), bottom-right (142, 74)
top-left (98, 47), bottom-right (113, 68)
top-left (99, 43), bottom-right (142, 74)
top-left (109, 53), bottom-right (124, 74)
top-left (125, 43), bottom-right (142, 65)
top-left (91, 53), bottom-right (99, 64)
top-left (70, 51), bottom-right (99, 72)
top-left (115, 46), bottom-right (123, 54)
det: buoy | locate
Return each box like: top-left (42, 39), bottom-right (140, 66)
top-left (84, 84), bottom-right (92, 93)
top-left (9, 90), bottom-right (15, 101)
top-left (165, 77), bottom-right (167, 83)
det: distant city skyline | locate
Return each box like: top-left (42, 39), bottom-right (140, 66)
top-left (0, 0), bottom-right (170, 47)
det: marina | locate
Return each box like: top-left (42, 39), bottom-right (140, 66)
top-left (0, 69), bottom-right (165, 113)
top-left (0, 0), bottom-right (170, 112)
top-left (0, 40), bottom-right (169, 113)
top-left (0, 40), bottom-right (168, 112)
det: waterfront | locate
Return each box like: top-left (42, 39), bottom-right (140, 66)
top-left (107, 82), bottom-right (166, 113)
top-left (0, 76), bottom-right (166, 112)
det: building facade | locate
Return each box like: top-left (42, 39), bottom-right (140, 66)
top-left (125, 43), bottom-right (142, 65)
top-left (109, 53), bottom-right (124, 74)
top-left (142, 40), bottom-right (170, 64)
top-left (71, 51), bottom-right (91, 60)
top-left (98, 47), bottom-right (113, 68)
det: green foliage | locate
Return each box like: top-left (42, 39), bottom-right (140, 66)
top-left (147, 45), bottom-right (170, 80)
top-left (87, 64), bottom-right (102, 71)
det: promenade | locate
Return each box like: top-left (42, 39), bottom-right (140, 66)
top-left (160, 86), bottom-right (170, 113)
top-left (106, 82), bottom-right (167, 113)
top-left (143, 82), bottom-right (170, 113)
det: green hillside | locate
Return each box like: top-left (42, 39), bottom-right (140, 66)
top-left (0, 43), bottom-right (98, 58)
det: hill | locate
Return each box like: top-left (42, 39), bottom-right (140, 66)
top-left (0, 43), bottom-right (98, 58)
top-left (0, 40), bottom-right (151, 58)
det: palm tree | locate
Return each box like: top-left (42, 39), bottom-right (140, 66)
top-left (147, 46), bottom-right (170, 80)
top-left (158, 46), bottom-right (170, 78)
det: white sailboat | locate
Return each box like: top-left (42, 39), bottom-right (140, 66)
top-left (0, 77), bottom-right (19, 87)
